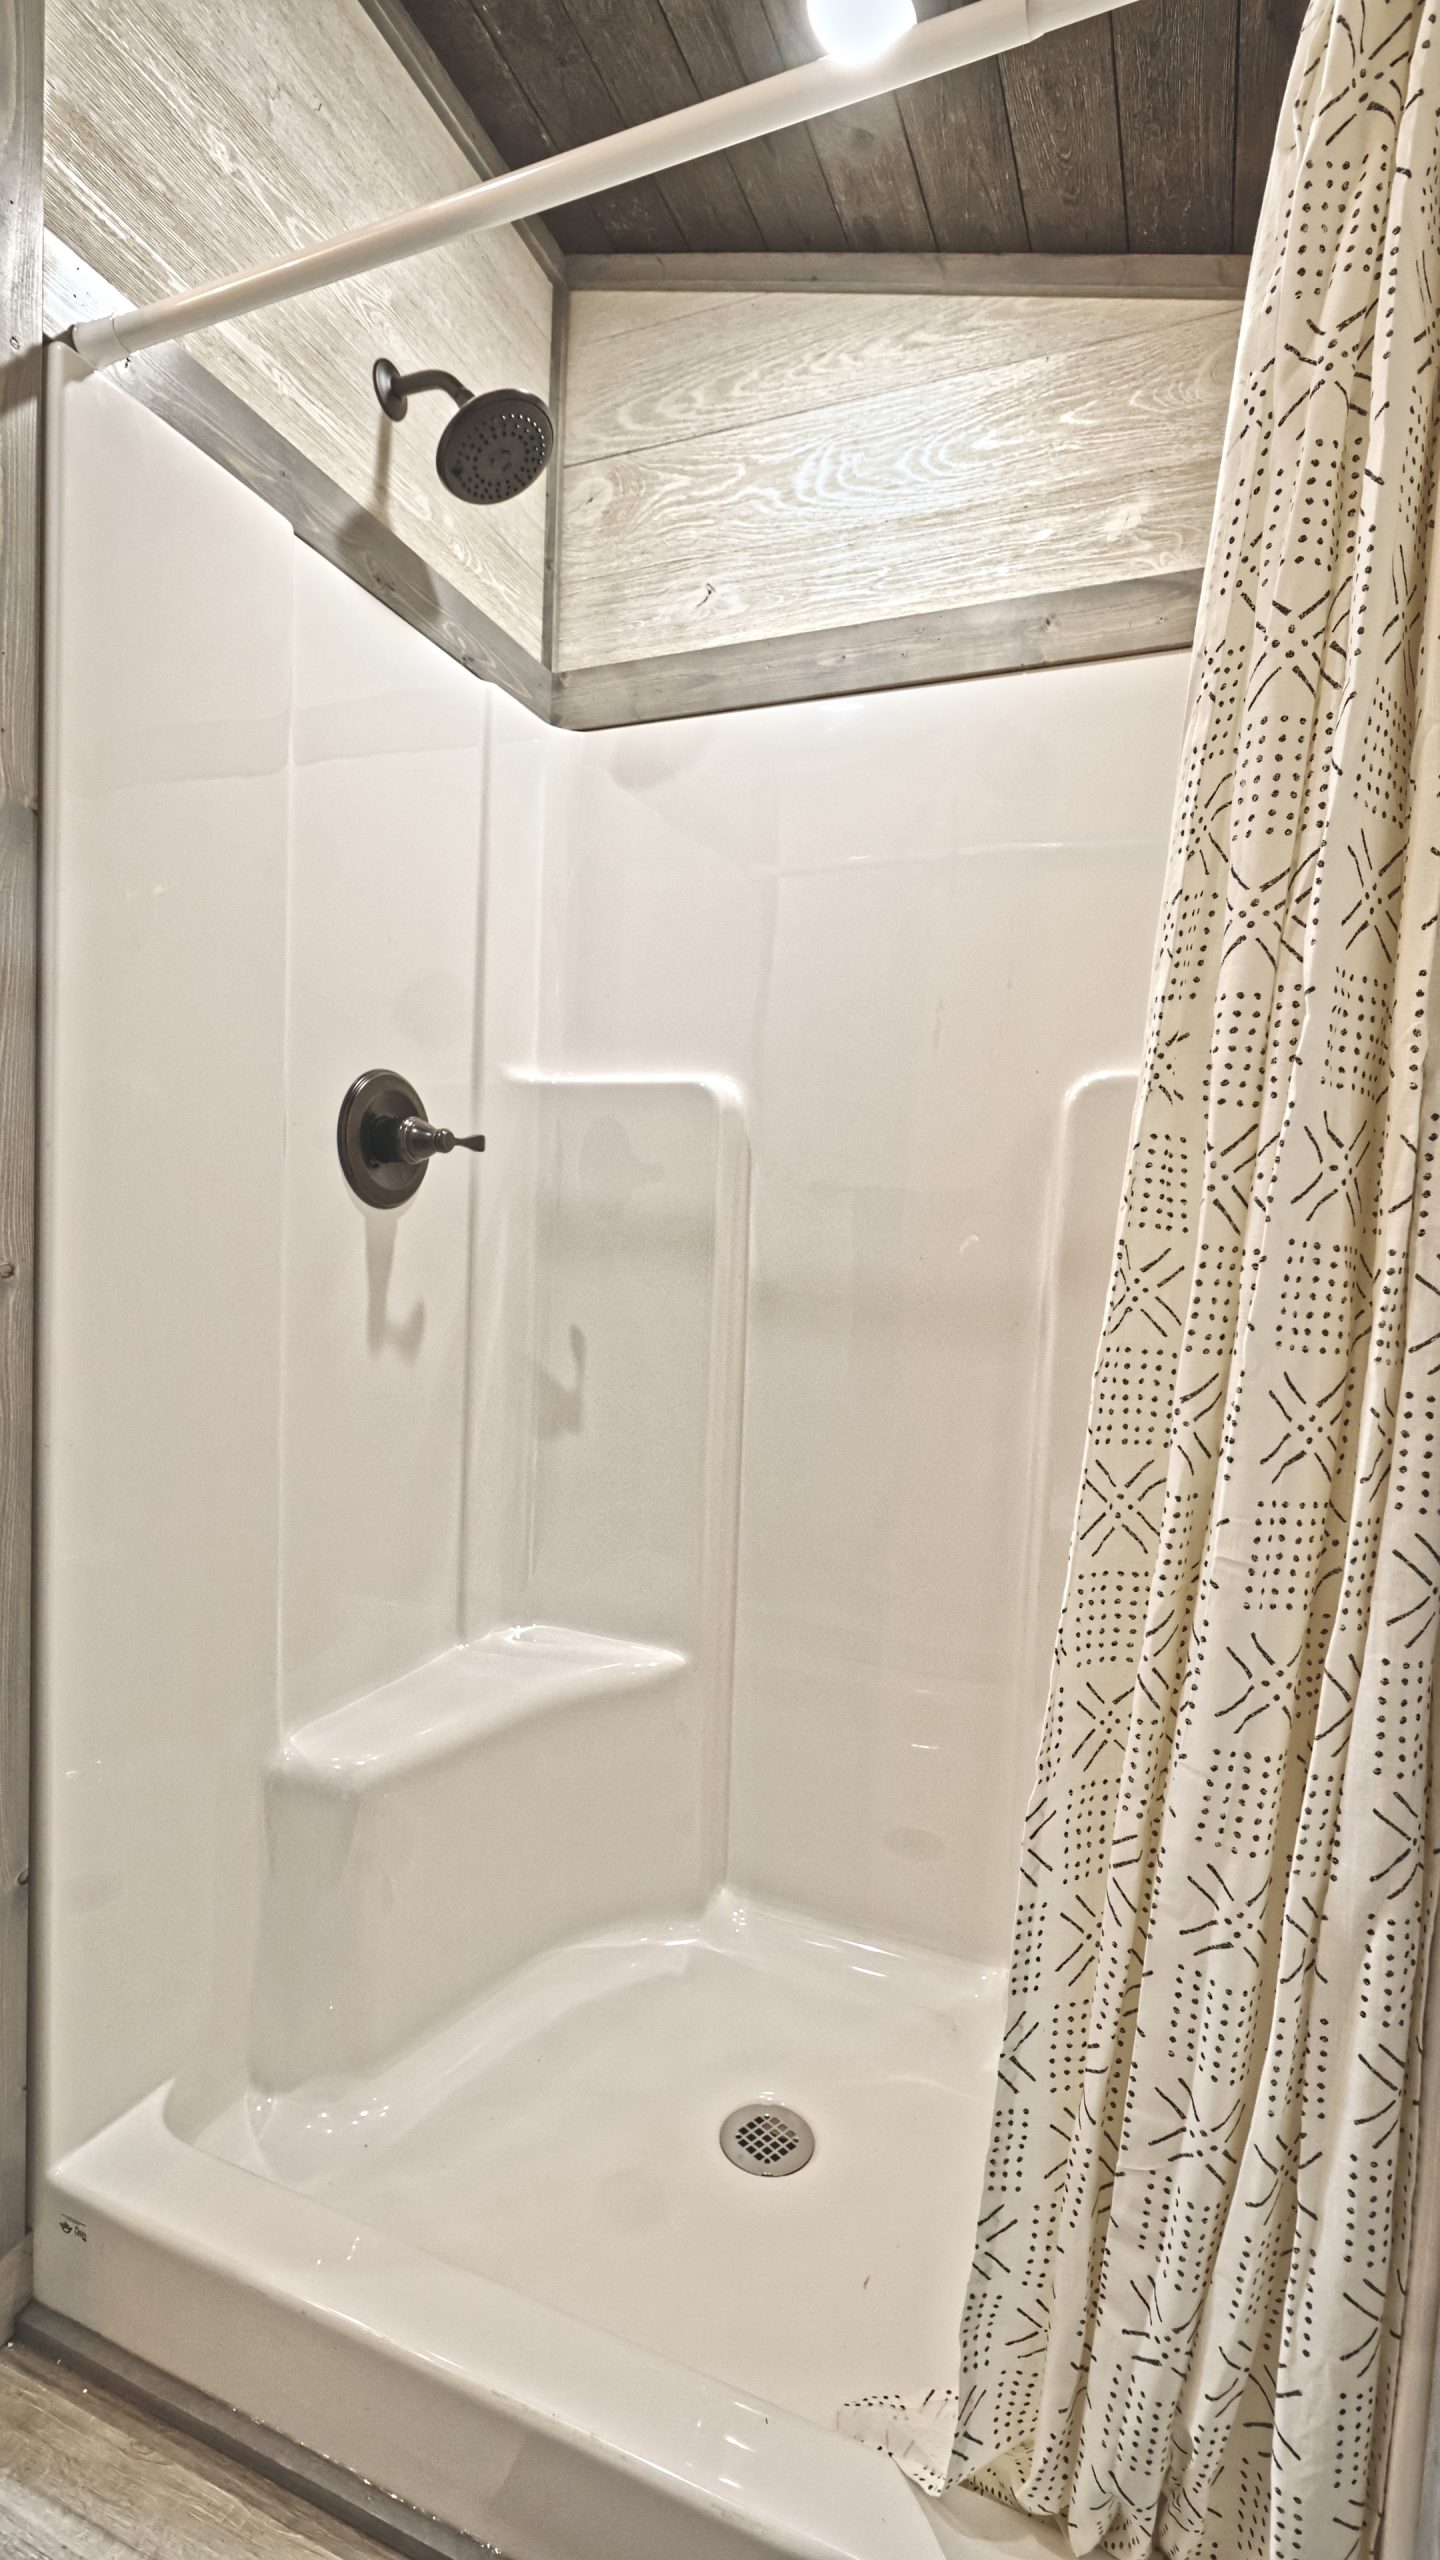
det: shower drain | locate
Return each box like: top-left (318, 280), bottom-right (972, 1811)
top-left (719, 2103), bottom-right (815, 2177)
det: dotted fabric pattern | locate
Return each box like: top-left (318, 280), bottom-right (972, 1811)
top-left (886, 7), bottom-right (1440, 2551)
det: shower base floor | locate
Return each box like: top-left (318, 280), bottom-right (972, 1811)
top-left (37, 1899), bottom-right (1059, 2559)
top-left (202, 1893), bottom-right (1006, 2437)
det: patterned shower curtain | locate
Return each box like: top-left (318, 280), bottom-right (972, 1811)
top-left (927, 5), bottom-right (1440, 2552)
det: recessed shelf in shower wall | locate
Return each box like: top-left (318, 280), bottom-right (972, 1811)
top-left (468, 1071), bottom-right (751, 1659)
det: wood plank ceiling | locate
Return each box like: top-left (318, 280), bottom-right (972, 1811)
top-left (395, 0), bottom-right (1306, 258)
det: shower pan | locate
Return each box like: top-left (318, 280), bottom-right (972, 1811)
top-left (32, 349), bottom-right (1186, 2559)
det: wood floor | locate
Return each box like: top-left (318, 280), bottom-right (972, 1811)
top-left (0, 2347), bottom-right (396, 2560)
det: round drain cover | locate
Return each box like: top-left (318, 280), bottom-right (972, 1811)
top-left (719, 2103), bottom-right (815, 2177)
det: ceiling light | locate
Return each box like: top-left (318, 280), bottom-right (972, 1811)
top-left (807, 0), bottom-right (918, 64)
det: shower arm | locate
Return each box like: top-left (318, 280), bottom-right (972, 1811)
top-left (68, 0), bottom-right (1142, 375)
top-left (372, 360), bottom-right (472, 421)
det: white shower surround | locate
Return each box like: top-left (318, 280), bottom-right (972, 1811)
top-left (35, 347), bottom-right (1191, 2560)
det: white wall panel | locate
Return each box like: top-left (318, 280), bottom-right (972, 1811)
top-left (38, 357), bottom-right (292, 2159)
top-left (279, 549), bottom-right (488, 1728)
top-left (544, 656), bottom-right (1187, 1959)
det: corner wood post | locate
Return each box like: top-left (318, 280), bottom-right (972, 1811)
top-left (0, 0), bottom-right (44, 2338)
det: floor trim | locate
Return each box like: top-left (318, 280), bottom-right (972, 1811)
top-left (0, 2237), bottom-right (32, 2344)
top-left (15, 2305), bottom-right (509, 2560)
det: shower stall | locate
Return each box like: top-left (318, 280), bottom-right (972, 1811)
top-left (29, 337), bottom-right (1187, 2559)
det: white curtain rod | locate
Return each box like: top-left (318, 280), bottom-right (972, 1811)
top-left (69, 0), bottom-right (1142, 372)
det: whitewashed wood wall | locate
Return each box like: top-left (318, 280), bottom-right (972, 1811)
top-left (44, 0), bottom-right (557, 659)
top-left (40, 0), bottom-right (1243, 713)
top-left (555, 282), bottom-right (1241, 673)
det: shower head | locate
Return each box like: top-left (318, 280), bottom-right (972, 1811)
top-left (372, 357), bottom-right (554, 504)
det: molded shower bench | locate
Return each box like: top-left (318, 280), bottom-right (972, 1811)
top-left (255, 1626), bottom-right (698, 2087)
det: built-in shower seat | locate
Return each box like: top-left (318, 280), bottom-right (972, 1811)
top-left (255, 1625), bottom-right (697, 2086)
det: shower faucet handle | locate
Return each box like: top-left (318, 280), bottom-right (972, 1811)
top-left (336, 1069), bottom-right (485, 1210)
top-left (388, 1115), bottom-right (487, 1165)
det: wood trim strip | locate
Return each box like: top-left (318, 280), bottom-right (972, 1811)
top-left (352, 0), bottom-right (566, 287)
top-left (105, 338), bottom-right (553, 716)
top-left (15, 2307), bottom-right (506, 2560)
top-left (0, 0), bottom-right (43, 2305)
top-left (564, 249), bottom-right (1251, 298)
top-left (0, 2236), bottom-right (32, 2344)
top-left (45, 236), bottom-right (553, 719)
top-left (552, 570), bottom-right (1204, 728)
top-left (541, 274), bottom-right (571, 670)
top-left (46, 302), bottom-right (1204, 731)
top-left (44, 252), bottom-right (1207, 739)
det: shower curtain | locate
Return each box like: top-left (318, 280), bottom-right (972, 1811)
top-left (878, 5), bottom-right (1440, 2552)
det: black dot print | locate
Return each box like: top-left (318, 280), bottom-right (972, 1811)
top-left (835, 15), bottom-right (1440, 2550)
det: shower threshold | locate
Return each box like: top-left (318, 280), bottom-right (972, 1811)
top-left (34, 1898), bottom-right (1057, 2560)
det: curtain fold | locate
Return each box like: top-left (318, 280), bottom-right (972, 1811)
top-left (941, 7), bottom-right (1440, 2553)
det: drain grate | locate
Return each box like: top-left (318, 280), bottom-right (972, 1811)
top-left (719, 2102), bottom-right (815, 2178)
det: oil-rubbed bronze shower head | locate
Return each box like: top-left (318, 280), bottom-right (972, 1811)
top-left (373, 357), bottom-right (554, 504)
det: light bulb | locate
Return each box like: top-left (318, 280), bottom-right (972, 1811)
top-left (807, 0), bottom-right (917, 64)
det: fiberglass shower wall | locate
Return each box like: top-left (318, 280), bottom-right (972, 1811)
top-left (534, 676), bottom-right (1188, 1965)
top-left (37, 348), bottom-right (1184, 2210)
top-left (37, 355), bottom-right (533, 2160)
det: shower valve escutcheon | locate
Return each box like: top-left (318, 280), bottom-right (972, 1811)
top-left (337, 1069), bottom-right (485, 1210)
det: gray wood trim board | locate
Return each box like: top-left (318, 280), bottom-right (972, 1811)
top-left (45, 241), bottom-right (1223, 729)
top-left (541, 275), bottom-right (572, 671)
top-left (43, 237), bottom-right (553, 723)
top-left (564, 249), bottom-right (1252, 298)
top-left (48, 232), bottom-right (1214, 728)
top-left (0, 0), bottom-right (42, 2348)
top-left (352, 0), bottom-right (566, 288)
top-left (0, 2240), bottom-right (33, 2342)
top-left (14, 2309), bottom-right (505, 2560)
top-left (551, 570), bottom-right (1205, 728)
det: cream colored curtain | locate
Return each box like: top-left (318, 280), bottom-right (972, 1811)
top-left (944, 7), bottom-right (1440, 2553)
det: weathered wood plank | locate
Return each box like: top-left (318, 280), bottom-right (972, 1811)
top-left (560, 0), bottom-right (766, 251)
top-left (0, 0), bottom-right (40, 2335)
top-left (45, 239), bottom-right (552, 721)
top-left (553, 570), bottom-right (1203, 728)
top-left (8, 2322), bottom-right (468, 2560)
top-left (557, 291), bottom-right (1239, 666)
top-left (564, 250), bottom-right (1251, 298)
top-left (0, 2243), bottom-right (30, 2340)
top-left (352, 0), bottom-right (567, 283)
top-left (563, 284), bottom-right (1237, 460)
top-left (1000, 16), bottom-right (1127, 254)
top-left (1113, 0), bottom-right (1238, 255)
top-left (1234, 0), bottom-right (1308, 248)
top-left (45, 0), bottom-right (556, 656)
top-left (395, 0), bottom-right (612, 253)
top-left (756, 0), bottom-right (937, 253)
top-left (455, 0), bottom-right (688, 250)
top-left (656, 0), bottom-right (849, 249)
top-left (897, 58), bottom-right (1030, 255)
top-left (394, 0), bottom-right (1289, 260)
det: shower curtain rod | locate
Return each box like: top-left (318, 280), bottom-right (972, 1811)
top-left (68, 0), bottom-right (1141, 373)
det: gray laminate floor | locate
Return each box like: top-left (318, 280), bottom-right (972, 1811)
top-left (0, 2347), bottom-right (396, 2559)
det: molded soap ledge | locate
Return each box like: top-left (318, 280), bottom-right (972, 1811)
top-left (279, 1624), bottom-right (689, 1787)
top-left (255, 1628), bottom-right (703, 2090)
